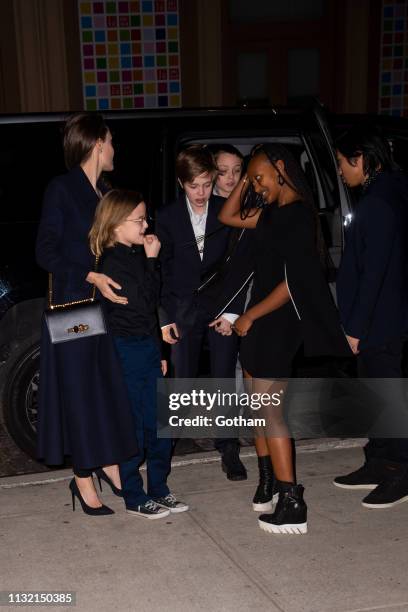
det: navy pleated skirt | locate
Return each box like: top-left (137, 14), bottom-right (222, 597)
top-left (37, 319), bottom-right (138, 468)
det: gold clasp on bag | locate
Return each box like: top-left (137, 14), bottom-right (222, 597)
top-left (67, 324), bottom-right (90, 334)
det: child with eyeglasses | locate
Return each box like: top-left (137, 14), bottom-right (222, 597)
top-left (89, 189), bottom-right (189, 519)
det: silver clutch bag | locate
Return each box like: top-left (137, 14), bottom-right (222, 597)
top-left (44, 256), bottom-right (107, 344)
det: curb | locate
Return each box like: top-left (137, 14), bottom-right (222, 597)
top-left (0, 438), bottom-right (365, 489)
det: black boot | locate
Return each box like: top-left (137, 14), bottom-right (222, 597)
top-left (258, 481), bottom-right (307, 534)
top-left (252, 456), bottom-right (278, 512)
top-left (221, 443), bottom-right (247, 481)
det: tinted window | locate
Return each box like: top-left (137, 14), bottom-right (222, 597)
top-left (0, 121), bottom-right (65, 294)
top-left (107, 116), bottom-right (163, 215)
top-left (389, 135), bottom-right (408, 172)
top-left (0, 121), bottom-right (65, 224)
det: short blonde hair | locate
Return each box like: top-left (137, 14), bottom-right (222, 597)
top-left (89, 189), bottom-right (144, 256)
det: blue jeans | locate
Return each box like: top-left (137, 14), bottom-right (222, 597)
top-left (114, 336), bottom-right (172, 507)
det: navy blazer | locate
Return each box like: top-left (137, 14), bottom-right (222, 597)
top-left (155, 194), bottom-right (246, 327)
top-left (336, 171), bottom-right (408, 349)
top-left (36, 166), bottom-right (104, 305)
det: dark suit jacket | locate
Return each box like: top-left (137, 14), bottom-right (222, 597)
top-left (36, 165), bottom-right (105, 304)
top-left (336, 171), bottom-right (408, 350)
top-left (155, 194), bottom-right (247, 329)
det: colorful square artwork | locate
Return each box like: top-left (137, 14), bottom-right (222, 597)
top-left (79, 0), bottom-right (181, 109)
top-left (379, 1), bottom-right (408, 116)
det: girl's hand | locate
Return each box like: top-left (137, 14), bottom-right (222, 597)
top-left (162, 323), bottom-right (179, 344)
top-left (87, 272), bottom-right (128, 304)
top-left (231, 313), bottom-right (253, 337)
top-left (161, 360), bottom-right (168, 376)
top-left (208, 317), bottom-right (233, 336)
top-left (143, 234), bottom-right (161, 258)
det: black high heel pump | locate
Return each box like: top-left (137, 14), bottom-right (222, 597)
top-left (69, 478), bottom-right (114, 515)
top-left (95, 468), bottom-right (123, 497)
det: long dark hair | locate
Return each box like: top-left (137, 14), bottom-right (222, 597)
top-left (335, 124), bottom-right (399, 178)
top-left (242, 143), bottom-right (327, 265)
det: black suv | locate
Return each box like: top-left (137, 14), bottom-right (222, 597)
top-left (0, 104), bottom-right (407, 458)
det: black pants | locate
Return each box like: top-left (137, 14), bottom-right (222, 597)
top-left (171, 307), bottom-right (240, 454)
top-left (358, 337), bottom-right (408, 464)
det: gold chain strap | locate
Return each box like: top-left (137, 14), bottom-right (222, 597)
top-left (48, 256), bottom-right (99, 310)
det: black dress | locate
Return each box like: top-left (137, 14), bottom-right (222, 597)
top-left (240, 201), bottom-right (350, 378)
top-left (36, 166), bottom-right (138, 468)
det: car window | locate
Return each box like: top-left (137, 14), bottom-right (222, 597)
top-left (173, 132), bottom-right (344, 274)
top-left (176, 132), bottom-right (332, 216)
top-left (0, 122), bottom-right (65, 224)
top-left (105, 117), bottom-right (163, 214)
top-left (0, 122), bottom-right (65, 287)
top-left (389, 135), bottom-right (408, 172)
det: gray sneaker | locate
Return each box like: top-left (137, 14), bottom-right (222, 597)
top-left (126, 499), bottom-right (170, 519)
top-left (154, 493), bottom-right (189, 513)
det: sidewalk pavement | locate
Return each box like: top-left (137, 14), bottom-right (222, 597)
top-left (1, 439), bottom-right (408, 612)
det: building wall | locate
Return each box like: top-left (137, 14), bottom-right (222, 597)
top-left (187, 0), bottom-right (407, 116)
top-left (0, 0), bottom-right (184, 113)
top-left (0, 0), bottom-right (405, 115)
top-left (378, 0), bottom-right (408, 117)
top-left (178, 0), bottom-right (223, 107)
top-left (78, 0), bottom-right (181, 111)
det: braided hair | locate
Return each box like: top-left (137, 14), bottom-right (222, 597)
top-left (241, 143), bottom-right (328, 267)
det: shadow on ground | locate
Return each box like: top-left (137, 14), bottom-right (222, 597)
top-left (0, 424), bottom-right (253, 478)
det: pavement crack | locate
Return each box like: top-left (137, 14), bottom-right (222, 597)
top-left (186, 511), bottom-right (286, 612)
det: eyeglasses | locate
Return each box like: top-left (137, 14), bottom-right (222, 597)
top-left (125, 216), bottom-right (148, 224)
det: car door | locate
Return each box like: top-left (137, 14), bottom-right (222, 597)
top-left (302, 103), bottom-right (353, 287)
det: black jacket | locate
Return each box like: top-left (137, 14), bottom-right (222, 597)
top-left (336, 171), bottom-right (408, 349)
top-left (155, 194), bottom-right (247, 329)
top-left (268, 202), bottom-right (351, 358)
top-left (100, 243), bottom-right (160, 338)
top-left (198, 226), bottom-right (255, 319)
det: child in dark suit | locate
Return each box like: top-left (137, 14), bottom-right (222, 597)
top-left (156, 145), bottom-right (247, 481)
top-left (89, 189), bottom-right (189, 519)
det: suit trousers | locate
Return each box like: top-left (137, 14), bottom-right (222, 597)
top-left (171, 307), bottom-right (240, 453)
top-left (358, 337), bottom-right (408, 464)
top-left (114, 336), bottom-right (172, 507)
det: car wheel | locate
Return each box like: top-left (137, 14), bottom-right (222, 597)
top-left (2, 341), bottom-right (40, 459)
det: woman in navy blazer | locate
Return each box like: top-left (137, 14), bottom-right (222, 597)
top-left (36, 113), bottom-right (138, 515)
